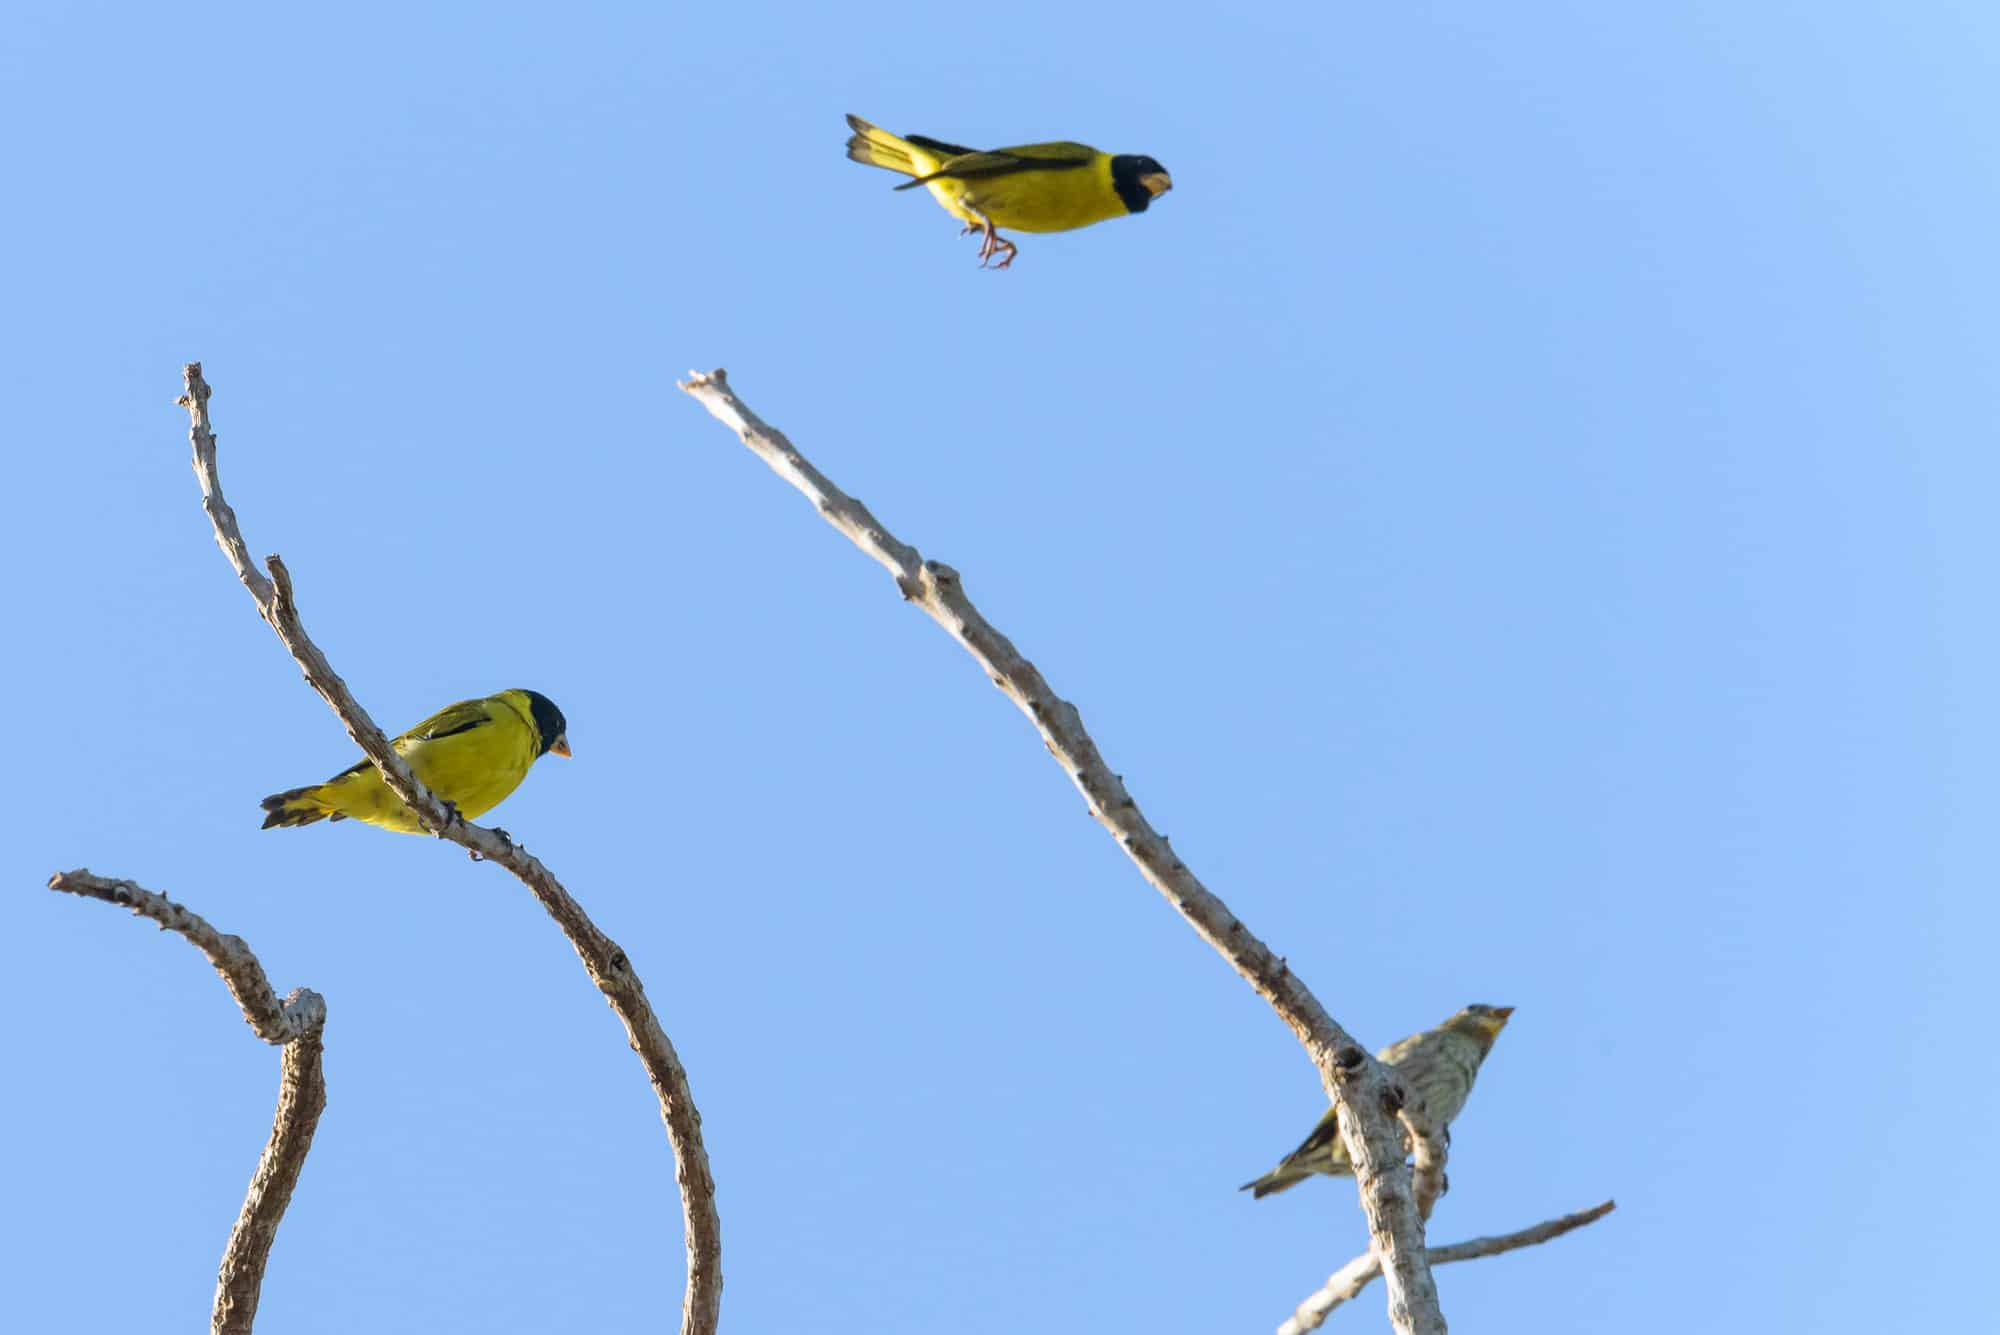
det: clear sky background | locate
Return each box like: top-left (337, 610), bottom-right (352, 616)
top-left (4, 2), bottom-right (1994, 1331)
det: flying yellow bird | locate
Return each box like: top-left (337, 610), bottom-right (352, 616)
top-left (260, 689), bottom-right (569, 834)
top-left (844, 114), bottom-right (1172, 269)
top-left (1241, 1005), bottom-right (1514, 1199)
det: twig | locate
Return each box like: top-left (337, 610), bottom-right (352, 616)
top-left (1277, 1200), bottom-right (1617, 1335)
top-left (176, 364), bottom-right (722, 1335)
top-left (47, 869), bottom-right (328, 1335)
top-left (678, 367), bottom-right (1444, 1335)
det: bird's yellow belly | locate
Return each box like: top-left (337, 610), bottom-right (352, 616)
top-left (317, 775), bottom-right (433, 833)
top-left (938, 170), bottom-right (1126, 234)
top-left (408, 745), bottom-right (531, 820)
top-left (922, 180), bottom-right (984, 229)
top-left (312, 734), bottom-right (534, 833)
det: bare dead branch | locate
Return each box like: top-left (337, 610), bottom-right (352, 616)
top-left (216, 1001), bottom-right (326, 1335)
top-left (678, 367), bottom-right (1445, 1335)
top-left (1277, 1200), bottom-right (1618, 1335)
top-left (47, 869), bottom-right (328, 1335)
top-left (48, 869), bottom-right (317, 1043)
top-left (176, 364), bottom-right (721, 1335)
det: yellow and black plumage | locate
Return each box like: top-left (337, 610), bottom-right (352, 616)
top-left (260, 689), bottom-right (570, 834)
top-left (844, 114), bottom-right (1172, 268)
top-left (1241, 1005), bottom-right (1515, 1199)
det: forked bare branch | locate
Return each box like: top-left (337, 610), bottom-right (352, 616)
top-left (1278, 1200), bottom-right (1617, 1334)
top-left (47, 869), bottom-right (327, 1335)
top-left (176, 364), bottom-right (721, 1335)
top-left (679, 367), bottom-right (1444, 1335)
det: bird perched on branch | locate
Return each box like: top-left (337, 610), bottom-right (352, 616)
top-left (1240, 1004), bottom-right (1514, 1199)
top-left (260, 689), bottom-right (569, 834)
top-left (843, 114), bottom-right (1172, 269)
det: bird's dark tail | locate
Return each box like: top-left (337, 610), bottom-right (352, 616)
top-left (1242, 1107), bottom-right (1348, 1198)
top-left (260, 785), bottom-right (330, 829)
top-left (1239, 1167), bottom-right (1311, 1199)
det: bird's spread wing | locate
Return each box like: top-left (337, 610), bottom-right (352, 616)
top-left (893, 142), bottom-right (1098, 190)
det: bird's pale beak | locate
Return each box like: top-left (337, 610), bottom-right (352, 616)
top-left (550, 734), bottom-right (572, 758)
top-left (1140, 170), bottom-right (1173, 198)
top-left (1491, 1006), bottom-right (1515, 1021)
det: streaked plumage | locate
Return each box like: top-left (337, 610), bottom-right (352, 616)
top-left (260, 689), bottom-right (569, 834)
top-left (1240, 1005), bottom-right (1514, 1199)
top-left (844, 114), bottom-right (1172, 268)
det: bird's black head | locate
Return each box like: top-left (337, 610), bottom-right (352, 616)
top-left (1110, 154), bottom-right (1174, 214)
top-left (519, 690), bottom-right (570, 758)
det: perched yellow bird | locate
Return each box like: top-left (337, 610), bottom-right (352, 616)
top-left (1241, 1005), bottom-right (1514, 1199)
top-left (844, 114), bottom-right (1172, 268)
top-left (260, 689), bottom-right (569, 834)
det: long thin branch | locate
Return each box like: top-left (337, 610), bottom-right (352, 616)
top-left (177, 365), bottom-right (721, 1335)
top-left (679, 368), bottom-right (1444, 1335)
top-left (1277, 1200), bottom-right (1617, 1335)
top-left (47, 869), bottom-right (328, 1335)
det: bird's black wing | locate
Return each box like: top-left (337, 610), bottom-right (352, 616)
top-left (893, 142), bottom-right (1098, 190)
top-left (1283, 1106), bottom-right (1343, 1162)
top-left (323, 699), bottom-right (493, 780)
top-left (402, 698), bottom-right (497, 743)
top-left (905, 132), bottom-right (978, 158)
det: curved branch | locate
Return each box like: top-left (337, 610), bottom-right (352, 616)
top-left (47, 869), bottom-right (328, 1335)
top-left (176, 365), bottom-right (721, 1335)
top-left (1277, 1200), bottom-right (1617, 1335)
top-left (679, 367), bottom-right (1443, 1334)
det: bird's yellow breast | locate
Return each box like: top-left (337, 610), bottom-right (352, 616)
top-left (398, 719), bottom-right (539, 819)
top-left (304, 706), bottom-right (540, 833)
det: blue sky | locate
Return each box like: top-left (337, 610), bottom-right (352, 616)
top-left (5, 2), bottom-right (1995, 1330)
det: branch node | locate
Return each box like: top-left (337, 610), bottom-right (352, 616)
top-left (1279, 1200), bottom-right (1618, 1334)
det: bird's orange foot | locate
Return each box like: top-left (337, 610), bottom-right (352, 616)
top-left (964, 207), bottom-right (1017, 270)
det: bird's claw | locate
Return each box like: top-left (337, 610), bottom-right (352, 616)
top-left (961, 207), bottom-right (1017, 270)
top-left (977, 234), bottom-right (1018, 270)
